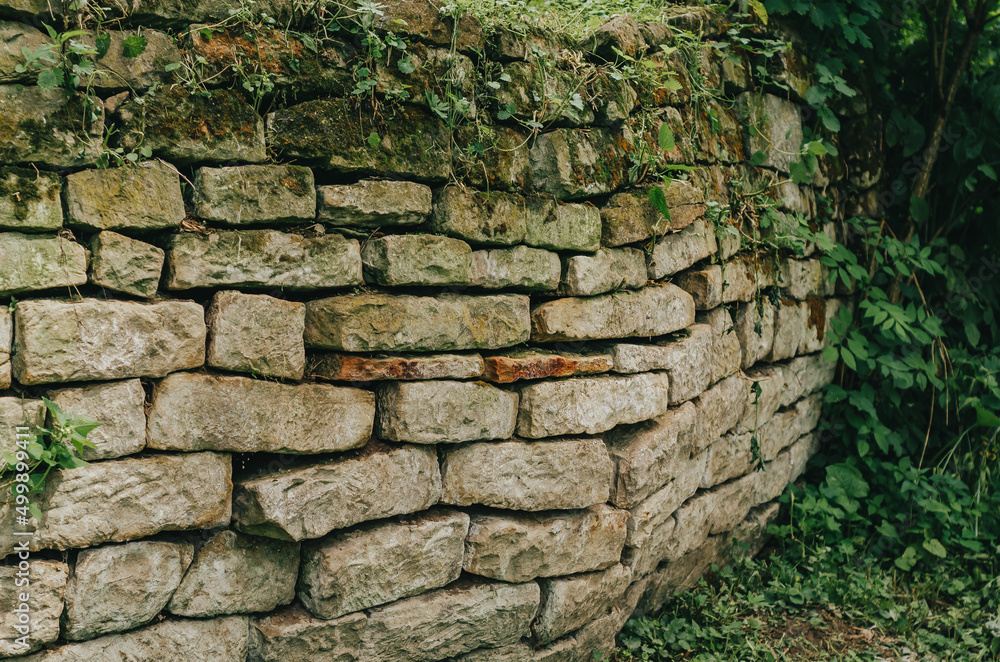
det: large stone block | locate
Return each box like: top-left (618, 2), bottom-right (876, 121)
top-left (62, 541), bottom-right (193, 641)
top-left (12, 299), bottom-right (205, 385)
top-left (148, 373), bottom-right (374, 454)
top-left (736, 365), bottom-right (785, 434)
top-left (648, 219), bottom-right (717, 280)
top-left (233, 443), bottom-right (441, 541)
top-left (463, 505), bottom-right (628, 583)
top-left (768, 299), bottom-right (808, 361)
top-left (599, 182), bottom-right (705, 247)
top-left (734, 300), bottom-right (776, 369)
top-left (440, 438), bottom-right (612, 510)
top-left (269, 98), bottom-right (450, 180)
top-left (317, 179), bottom-right (432, 227)
top-left (493, 60), bottom-right (595, 127)
top-left (0, 232), bottom-right (88, 297)
top-left (0, 452), bottom-right (232, 556)
top-left (517, 372), bottom-right (670, 438)
top-left (738, 92), bottom-right (803, 173)
top-left (611, 324), bottom-right (714, 404)
top-left (362, 580), bottom-right (539, 662)
top-left (168, 530), bottom-right (299, 617)
top-left (0, 87), bottom-right (103, 167)
top-left (779, 353), bottom-right (836, 408)
top-left (86, 29), bottom-right (181, 92)
top-left (47, 379), bottom-right (146, 460)
top-left (533, 564), bottom-right (632, 644)
top-left (88, 231), bottom-right (166, 298)
top-left (470, 246), bottom-right (561, 291)
top-left (194, 165), bottom-right (316, 224)
top-left (311, 353), bottom-right (484, 382)
top-left (362, 234), bottom-right (472, 286)
top-left (0, 308), bottom-right (10, 388)
top-left (299, 509), bottom-right (469, 619)
top-left (0, 398), bottom-right (44, 448)
top-left (206, 291), bottom-right (306, 380)
top-left (377, 380), bottom-right (517, 444)
top-left (0, 166), bottom-right (62, 232)
top-left (561, 247), bottom-right (646, 296)
top-left (482, 349), bottom-right (613, 383)
top-left (697, 307), bottom-right (742, 382)
top-left (529, 127), bottom-right (632, 199)
top-left (526, 202), bottom-right (601, 252)
top-left (305, 293), bottom-right (530, 352)
top-left (693, 373), bottom-right (750, 442)
top-left (0, 561), bottom-right (66, 656)
top-left (166, 229), bottom-right (362, 290)
top-left (250, 606), bottom-right (366, 662)
top-left (430, 187), bottom-right (533, 246)
top-left (0, 20), bottom-right (46, 84)
top-left (530, 284), bottom-right (695, 342)
top-left (64, 161), bottom-right (184, 231)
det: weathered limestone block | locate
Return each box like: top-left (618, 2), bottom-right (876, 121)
top-left (9, 615), bottom-right (250, 661)
top-left (269, 98), bottom-right (450, 180)
top-left (453, 125), bottom-right (531, 191)
top-left (494, 60), bottom-right (595, 127)
top-left (674, 264), bottom-right (722, 309)
top-left (65, 162), bottom-right (184, 232)
top-left (299, 509), bottom-right (469, 619)
top-left (47, 379), bottom-right (146, 460)
top-left (0, 232), bottom-right (88, 297)
top-left (736, 365), bottom-right (785, 434)
top-left (62, 541), bottom-right (193, 641)
top-left (88, 231), bottom-right (165, 298)
top-left (780, 258), bottom-right (832, 299)
top-left (430, 187), bottom-right (534, 246)
top-left (148, 373), bottom-right (373, 454)
top-left (561, 247), bottom-right (646, 296)
top-left (233, 443), bottom-right (441, 541)
top-left (86, 29), bottom-right (181, 92)
top-left (0, 21), bottom-right (46, 84)
top-left (779, 353), bottom-right (836, 408)
top-left (704, 431), bottom-right (756, 488)
top-left (0, 398), bottom-right (45, 447)
top-left (362, 580), bottom-right (539, 662)
top-left (648, 219), bottom-right (717, 280)
top-left (738, 92), bottom-right (803, 173)
top-left (0, 87), bottom-right (103, 167)
top-left (526, 201), bottom-right (601, 251)
top-left (605, 401), bottom-right (698, 509)
top-left (0, 309), bottom-right (10, 388)
top-left (305, 293), bottom-right (530, 352)
top-left (166, 230), bottom-right (362, 290)
top-left (676, 259), bottom-right (770, 310)
top-left (530, 284), bottom-right (695, 342)
top-left (369, 0), bottom-right (484, 53)
top-left (194, 165), bottom-right (316, 224)
top-left (0, 167), bottom-right (62, 231)
top-left (377, 380), bottom-right (517, 444)
top-left (599, 181), bottom-right (705, 247)
top-left (362, 234), bottom-right (472, 286)
top-left (568, 579), bottom-right (647, 661)
top-left (612, 324), bottom-right (714, 404)
top-left (168, 530), bottom-right (299, 617)
top-left (206, 291), bottom-right (306, 380)
top-left (0, 561), bottom-right (66, 656)
top-left (440, 438), bottom-right (612, 510)
top-left (517, 372), bottom-right (670, 438)
top-left (311, 353), bottom-right (485, 382)
top-left (463, 505), bottom-right (628, 583)
top-left (734, 300), bottom-right (776, 369)
top-left (533, 564), bottom-right (633, 644)
top-left (800, 298), bottom-right (842, 354)
top-left (530, 127), bottom-right (632, 199)
top-left (12, 299), bottom-right (205, 385)
top-left (318, 179), bottom-right (432, 226)
top-left (585, 14), bottom-right (646, 58)
top-left (0, 452), bottom-right (232, 556)
top-left (768, 299), bottom-right (808, 361)
top-left (377, 46), bottom-right (477, 118)
top-left (250, 607), bottom-right (366, 662)
top-left (759, 394), bottom-right (823, 461)
top-left (694, 373), bottom-right (750, 443)
top-left (470, 246), bottom-right (561, 291)
top-left (483, 350), bottom-right (613, 383)
top-left (697, 307), bottom-right (742, 382)
top-left (117, 87), bottom-right (266, 164)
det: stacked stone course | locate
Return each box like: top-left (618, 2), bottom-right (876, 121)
top-left (0, 1), bottom-right (881, 660)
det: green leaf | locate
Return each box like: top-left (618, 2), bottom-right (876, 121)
top-left (658, 123), bottom-right (675, 152)
top-left (748, 0), bottom-right (768, 24)
top-left (397, 56), bottom-right (415, 74)
top-left (749, 150), bottom-right (767, 166)
top-left (909, 195), bottom-right (930, 224)
top-left (28, 503), bottom-right (43, 522)
top-left (36, 66), bottom-right (64, 91)
top-left (825, 463), bottom-right (869, 498)
top-left (122, 34), bottom-right (148, 58)
top-left (366, 131), bottom-right (380, 147)
top-left (975, 406), bottom-right (1000, 427)
top-left (648, 186), bottom-right (669, 220)
top-left (95, 32), bottom-right (111, 59)
top-left (922, 538), bottom-right (947, 558)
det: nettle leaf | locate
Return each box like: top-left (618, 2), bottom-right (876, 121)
top-left (648, 186), bottom-right (670, 220)
top-left (36, 67), bottom-right (64, 91)
top-left (122, 34), bottom-right (148, 58)
top-left (95, 32), bottom-right (111, 59)
top-left (397, 56), bottom-right (415, 74)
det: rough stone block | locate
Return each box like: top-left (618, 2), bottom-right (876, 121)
top-left (440, 438), bottom-right (612, 510)
top-left (738, 92), bottom-right (803, 173)
top-left (305, 293), bottom-right (530, 352)
top-left (88, 231), bottom-right (165, 298)
top-left (62, 541), bottom-right (193, 641)
top-left (233, 443), bottom-right (441, 541)
top-left (317, 179), bottom-right (432, 227)
top-left (250, 606), bottom-right (366, 662)
top-left (530, 127), bottom-right (632, 199)
top-left (697, 307), bottom-right (742, 382)
top-left (12, 299), bottom-right (205, 385)
top-left (311, 353), bottom-right (484, 382)
top-left (194, 165), bottom-right (316, 224)
top-left (531, 284), bottom-right (695, 342)
top-left (648, 219), bottom-right (717, 280)
top-left (674, 264), bottom-right (722, 309)
top-left (47, 379), bottom-right (146, 460)
top-left (0, 232), bottom-right (88, 297)
top-left (430, 186), bottom-right (533, 246)
top-left (362, 234), bottom-right (472, 286)
top-left (362, 580), bottom-right (538, 662)
top-left (377, 380), bottom-right (517, 444)
top-left (561, 247), bottom-right (646, 296)
top-left (269, 98), bottom-right (450, 180)
top-left (464, 505), bottom-right (628, 583)
top-left (533, 564), bottom-right (633, 644)
top-left (734, 300), bottom-right (776, 369)
top-left (0, 166), bottom-right (62, 232)
top-left (369, 0), bottom-right (484, 53)
top-left (166, 229), bottom-right (361, 290)
top-left (0, 398), bottom-right (45, 448)
top-left (768, 299), bottom-right (807, 361)
top-left (736, 365), bottom-right (785, 434)
top-left (599, 181), bottom-right (705, 247)
top-left (0, 20), bottom-right (47, 84)
top-left (0, 87), bottom-right (103, 167)
top-left (470, 246), bottom-right (561, 291)
top-left (86, 29), bottom-right (181, 92)
top-left (800, 298), bottom-right (841, 354)
top-left (517, 372), bottom-right (670, 438)
top-left (299, 509), bottom-right (469, 619)
top-left (780, 258), bottom-right (831, 299)
top-left (779, 353), bottom-right (836, 408)
top-left (0, 561), bottom-right (66, 656)
top-left (694, 373), bottom-right (750, 443)
top-left (612, 324), bottom-right (713, 404)
top-left (0, 308), bottom-right (10, 388)
top-left (483, 350), bottom-right (613, 383)
top-left (0, 452), bottom-right (232, 556)
top-left (526, 201), bottom-right (601, 251)
top-left (148, 373), bottom-right (374, 454)
top-left (453, 125), bottom-right (531, 191)
top-left (494, 60), bottom-right (595, 127)
top-left (206, 290), bottom-right (306, 380)
top-left (117, 87), bottom-right (265, 164)
top-left (65, 162), bottom-right (184, 232)
top-left (168, 530), bottom-right (299, 617)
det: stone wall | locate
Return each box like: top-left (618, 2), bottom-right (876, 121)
top-left (0, 1), bottom-right (878, 660)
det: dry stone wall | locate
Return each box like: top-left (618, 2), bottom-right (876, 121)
top-left (0, 1), bottom-right (880, 660)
